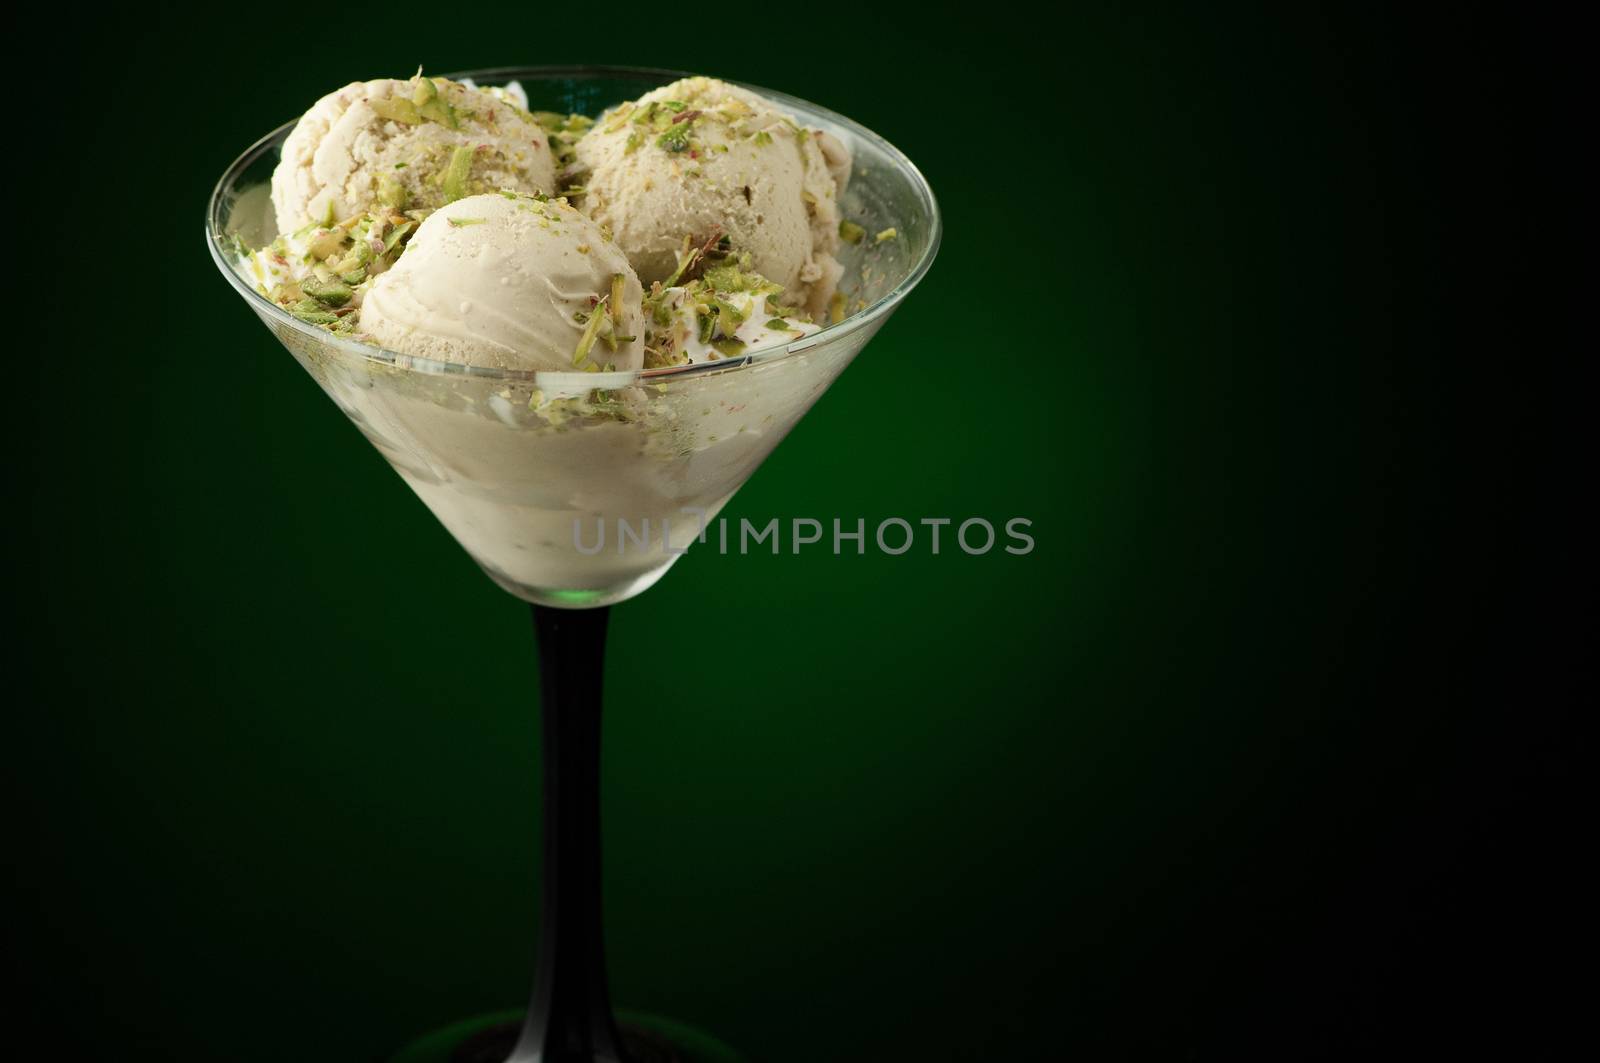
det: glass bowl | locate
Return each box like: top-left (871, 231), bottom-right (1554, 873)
top-left (207, 66), bottom-right (940, 609)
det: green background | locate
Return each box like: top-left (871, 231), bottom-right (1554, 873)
top-left (13, 4), bottom-right (1561, 1060)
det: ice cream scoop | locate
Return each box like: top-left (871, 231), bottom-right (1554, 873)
top-left (271, 75), bottom-right (556, 233)
top-left (573, 77), bottom-right (850, 319)
top-left (360, 192), bottom-right (645, 373)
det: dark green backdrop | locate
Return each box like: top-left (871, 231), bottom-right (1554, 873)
top-left (13, 4), bottom-right (1566, 1060)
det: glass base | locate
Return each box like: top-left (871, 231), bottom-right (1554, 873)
top-left (389, 1009), bottom-right (747, 1063)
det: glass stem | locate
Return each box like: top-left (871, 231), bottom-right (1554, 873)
top-left (510, 604), bottom-right (629, 1063)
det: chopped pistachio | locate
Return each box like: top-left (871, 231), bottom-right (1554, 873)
top-left (711, 337), bottom-right (746, 359)
top-left (334, 239), bottom-right (372, 275)
top-left (874, 227), bottom-right (898, 243)
top-left (839, 220), bottom-right (866, 244)
top-left (287, 299), bottom-right (340, 325)
top-left (378, 174), bottom-right (409, 209)
top-left (765, 318), bottom-right (795, 331)
top-left (657, 122), bottom-right (692, 153)
top-left (713, 298), bottom-right (748, 338)
top-left (662, 236), bottom-right (697, 288)
top-left (384, 220), bottom-right (415, 253)
top-left (370, 96), bottom-right (422, 124)
top-left (573, 295), bottom-right (609, 367)
top-left (442, 145), bottom-right (475, 202)
top-left (307, 228), bottom-right (345, 260)
top-left (419, 96), bottom-right (459, 129)
top-left (412, 77), bottom-right (438, 107)
top-left (753, 130), bottom-right (773, 146)
top-left (299, 273), bottom-right (354, 307)
top-left (447, 217), bottom-right (486, 227)
top-left (828, 290), bottom-right (846, 324)
top-left (609, 275), bottom-right (626, 330)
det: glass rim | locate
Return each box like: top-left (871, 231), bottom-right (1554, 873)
top-left (205, 63), bottom-right (942, 386)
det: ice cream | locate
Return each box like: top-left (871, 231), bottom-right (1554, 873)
top-left (360, 192), bottom-right (645, 373)
top-left (215, 70), bottom-right (925, 607)
top-left (573, 77), bottom-right (850, 319)
top-left (233, 73), bottom-right (833, 371)
top-left (271, 75), bottom-right (556, 233)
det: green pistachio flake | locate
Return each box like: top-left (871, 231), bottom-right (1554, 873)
top-left (609, 275), bottom-right (626, 329)
top-left (442, 146), bottom-right (475, 202)
top-left (874, 227), bottom-right (898, 243)
top-left (378, 174), bottom-right (409, 208)
top-left (412, 77), bottom-right (438, 107)
top-left (713, 298), bottom-right (746, 338)
top-left (288, 298), bottom-right (341, 324)
top-left (341, 267), bottom-right (367, 285)
top-left (301, 275), bottom-right (354, 307)
top-left (828, 291), bottom-right (846, 324)
top-left (447, 217), bottom-right (486, 227)
top-left (334, 239), bottom-right (372, 275)
top-left (625, 131), bottom-right (642, 154)
top-left (370, 96), bottom-right (422, 124)
top-left (420, 96), bottom-right (459, 129)
top-left (307, 228), bottom-right (345, 260)
top-left (765, 318), bottom-right (795, 331)
top-left (753, 130), bottom-right (773, 146)
top-left (839, 220), bottom-right (866, 244)
top-left (573, 295), bottom-right (609, 367)
top-left (711, 337), bottom-right (746, 359)
top-left (702, 263), bottom-right (751, 292)
top-left (656, 123), bottom-right (692, 153)
top-left (384, 220), bottom-right (415, 253)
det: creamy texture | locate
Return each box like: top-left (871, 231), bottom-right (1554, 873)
top-left (281, 321), bottom-right (862, 606)
top-left (360, 193), bottom-right (644, 372)
top-left (574, 77), bottom-right (849, 318)
top-left (271, 77), bottom-right (555, 232)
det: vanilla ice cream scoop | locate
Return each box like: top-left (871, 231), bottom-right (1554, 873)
top-left (271, 75), bottom-right (556, 233)
top-left (360, 193), bottom-right (645, 373)
top-left (574, 77), bottom-right (850, 318)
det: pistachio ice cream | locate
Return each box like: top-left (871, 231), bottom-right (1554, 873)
top-left (361, 192), bottom-right (645, 372)
top-left (573, 77), bottom-right (851, 319)
top-left (271, 75), bottom-right (556, 233)
top-left (217, 69), bottom-right (923, 606)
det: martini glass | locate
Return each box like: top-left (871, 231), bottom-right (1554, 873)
top-left (207, 66), bottom-right (939, 1062)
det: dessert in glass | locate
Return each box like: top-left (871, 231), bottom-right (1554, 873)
top-left (207, 65), bottom-right (938, 1062)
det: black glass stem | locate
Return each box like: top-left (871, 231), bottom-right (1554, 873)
top-left (510, 604), bottom-right (630, 1063)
